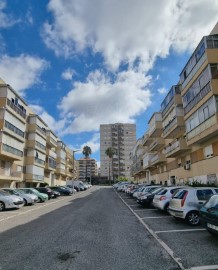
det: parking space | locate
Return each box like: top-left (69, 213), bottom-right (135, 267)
top-left (117, 191), bottom-right (218, 270)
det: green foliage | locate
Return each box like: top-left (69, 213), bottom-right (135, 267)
top-left (117, 176), bottom-right (129, 182)
top-left (186, 180), bottom-right (217, 187)
top-left (82, 145), bottom-right (92, 158)
top-left (105, 147), bottom-right (115, 158)
top-left (40, 182), bottom-right (49, 187)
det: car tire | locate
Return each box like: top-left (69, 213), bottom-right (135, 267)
top-left (164, 203), bottom-right (169, 213)
top-left (23, 199), bottom-right (28, 206)
top-left (186, 211), bottom-right (200, 226)
top-left (39, 197), bottom-right (43, 203)
top-left (0, 201), bottom-right (5, 211)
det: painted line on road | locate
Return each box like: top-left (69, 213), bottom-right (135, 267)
top-left (155, 228), bottom-right (206, 234)
top-left (114, 189), bottom-right (185, 270)
top-left (188, 265), bottom-right (218, 270)
top-left (141, 216), bottom-right (173, 219)
top-left (128, 204), bottom-right (140, 207)
top-left (134, 209), bottom-right (158, 211)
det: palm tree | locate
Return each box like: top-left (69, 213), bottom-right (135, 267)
top-left (105, 147), bottom-right (115, 185)
top-left (82, 146), bottom-right (92, 182)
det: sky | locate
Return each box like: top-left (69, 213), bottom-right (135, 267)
top-left (0, 0), bottom-right (218, 164)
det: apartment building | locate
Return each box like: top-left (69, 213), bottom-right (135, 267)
top-left (100, 123), bottom-right (136, 180)
top-left (0, 79), bottom-right (27, 188)
top-left (78, 157), bottom-right (97, 182)
top-left (131, 24), bottom-right (218, 186)
top-left (0, 78), bottom-right (77, 188)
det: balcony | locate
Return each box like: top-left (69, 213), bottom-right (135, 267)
top-left (150, 153), bottom-right (166, 166)
top-left (163, 137), bottom-right (190, 158)
top-left (27, 140), bottom-right (46, 153)
top-left (186, 114), bottom-right (218, 145)
top-left (46, 131), bottom-right (57, 148)
top-left (0, 134), bottom-right (23, 161)
top-left (184, 82), bottom-right (212, 115)
top-left (56, 168), bottom-right (66, 175)
top-left (162, 116), bottom-right (185, 138)
top-left (161, 85), bottom-right (182, 118)
top-left (46, 149), bottom-right (57, 159)
top-left (148, 112), bottom-right (163, 138)
top-left (7, 98), bottom-right (26, 120)
top-left (0, 168), bottom-right (23, 181)
top-left (142, 133), bottom-right (153, 146)
top-left (149, 137), bottom-right (165, 151)
top-left (25, 174), bottom-right (44, 182)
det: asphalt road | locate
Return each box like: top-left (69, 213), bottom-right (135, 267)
top-left (0, 186), bottom-right (179, 270)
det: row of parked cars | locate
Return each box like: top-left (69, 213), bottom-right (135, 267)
top-left (0, 182), bottom-right (92, 212)
top-left (114, 182), bottom-right (218, 235)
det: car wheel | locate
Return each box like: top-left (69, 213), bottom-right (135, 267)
top-left (0, 201), bottom-right (5, 211)
top-left (23, 199), bottom-right (28, 206)
top-left (186, 211), bottom-right (200, 226)
top-left (164, 203), bottom-right (169, 212)
top-left (39, 197), bottom-right (43, 203)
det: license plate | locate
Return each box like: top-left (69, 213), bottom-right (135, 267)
top-left (207, 223), bottom-right (218, 231)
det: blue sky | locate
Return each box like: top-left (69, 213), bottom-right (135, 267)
top-left (0, 0), bottom-right (218, 164)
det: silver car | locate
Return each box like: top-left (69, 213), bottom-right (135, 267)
top-left (0, 190), bottom-right (24, 211)
top-left (153, 186), bottom-right (182, 211)
top-left (2, 188), bottom-right (38, 206)
top-left (169, 187), bottom-right (218, 225)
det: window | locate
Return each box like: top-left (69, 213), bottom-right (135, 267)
top-left (204, 145), bottom-right (213, 158)
top-left (196, 189), bottom-right (213, 201)
top-left (173, 190), bottom-right (188, 199)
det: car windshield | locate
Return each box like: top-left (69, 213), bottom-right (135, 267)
top-left (151, 188), bottom-right (163, 194)
top-left (204, 195), bottom-right (218, 209)
top-left (156, 189), bottom-right (167, 195)
top-left (0, 191), bottom-right (10, 196)
top-left (173, 189), bottom-right (188, 199)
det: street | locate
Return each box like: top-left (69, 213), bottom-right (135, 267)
top-left (0, 186), bottom-right (180, 270)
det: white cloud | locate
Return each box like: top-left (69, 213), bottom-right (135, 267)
top-left (80, 133), bottom-right (100, 154)
top-left (157, 87), bottom-right (167, 95)
top-left (61, 68), bottom-right (75, 80)
top-left (42, 0), bottom-right (218, 71)
top-left (0, 0), bottom-right (18, 28)
top-left (0, 54), bottom-right (49, 96)
top-left (58, 68), bottom-right (152, 134)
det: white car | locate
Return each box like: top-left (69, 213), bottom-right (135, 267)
top-left (153, 186), bottom-right (182, 211)
top-left (0, 190), bottom-right (24, 211)
top-left (2, 188), bottom-right (38, 206)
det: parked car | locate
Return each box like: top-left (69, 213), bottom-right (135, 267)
top-left (135, 185), bottom-right (160, 200)
top-left (49, 186), bottom-right (72, 196)
top-left (0, 190), bottom-right (24, 211)
top-left (35, 187), bottom-right (55, 200)
top-left (137, 187), bottom-right (163, 207)
top-left (153, 186), bottom-right (182, 212)
top-left (200, 195), bottom-right (218, 235)
top-left (2, 188), bottom-right (38, 206)
top-left (169, 187), bottom-right (218, 225)
top-left (17, 188), bottom-right (48, 202)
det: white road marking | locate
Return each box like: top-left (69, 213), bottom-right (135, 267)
top-left (141, 216), bottom-right (173, 219)
top-left (128, 204), bottom-right (140, 207)
top-left (189, 265), bottom-right (218, 270)
top-left (155, 228), bottom-right (206, 234)
top-left (134, 209), bottom-right (158, 211)
top-left (115, 190), bottom-right (185, 270)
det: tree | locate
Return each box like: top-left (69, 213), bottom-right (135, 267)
top-left (105, 147), bottom-right (115, 185)
top-left (82, 146), bottom-right (92, 182)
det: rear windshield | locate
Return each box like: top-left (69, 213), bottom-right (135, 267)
top-left (151, 188), bottom-right (163, 194)
top-left (204, 195), bottom-right (218, 208)
top-left (170, 188), bottom-right (180, 194)
top-left (173, 190), bottom-right (188, 199)
top-left (156, 189), bottom-right (167, 195)
top-left (196, 189), bottom-right (214, 201)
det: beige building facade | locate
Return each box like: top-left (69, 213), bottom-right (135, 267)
top-left (100, 123), bottom-right (136, 180)
top-left (0, 79), bottom-right (77, 188)
top-left (78, 157), bottom-right (97, 182)
top-left (131, 26), bottom-right (218, 186)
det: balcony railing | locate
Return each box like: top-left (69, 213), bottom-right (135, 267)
top-left (184, 82), bottom-right (211, 115)
top-left (36, 125), bottom-right (46, 136)
top-left (35, 157), bottom-right (45, 165)
top-left (7, 99), bottom-right (26, 119)
top-left (187, 114), bottom-right (217, 141)
top-left (2, 144), bottom-right (23, 157)
top-left (0, 168), bottom-right (22, 178)
top-left (162, 117), bottom-right (177, 136)
top-left (163, 140), bottom-right (179, 155)
top-left (33, 174), bottom-right (44, 181)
